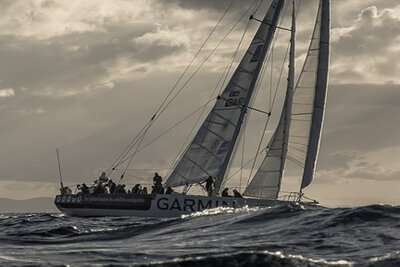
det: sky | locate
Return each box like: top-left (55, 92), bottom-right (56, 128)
top-left (0, 0), bottom-right (399, 207)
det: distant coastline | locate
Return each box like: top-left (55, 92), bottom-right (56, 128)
top-left (0, 197), bottom-right (58, 213)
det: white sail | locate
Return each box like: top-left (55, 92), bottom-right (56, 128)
top-left (166, 0), bottom-right (286, 189)
top-left (243, 112), bottom-right (287, 199)
top-left (244, 1), bottom-right (296, 199)
top-left (287, 0), bottom-right (330, 189)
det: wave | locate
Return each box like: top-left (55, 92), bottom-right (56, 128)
top-left (0, 204), bottom-right (399, 266)
top-left (144, 251), bottom-right (354, 267)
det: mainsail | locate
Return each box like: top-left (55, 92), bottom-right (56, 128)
top-left (244, 0), bottom-right (330, 198)
top-left (166, 0), bottom-right (286, 191)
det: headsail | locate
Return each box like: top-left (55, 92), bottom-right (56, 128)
top-left (287, 0), bottom-right (330, 189)
top-left (165, 0), bottom-right (286, 191)
top-left (244, 0), bottom-right (330, 198)
top-left (244, 1), bottom-right (296, 199)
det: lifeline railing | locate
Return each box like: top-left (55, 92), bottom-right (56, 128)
top-left (60, 182), bottom-right (318, 204)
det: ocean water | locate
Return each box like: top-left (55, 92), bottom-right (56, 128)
top-left (0, 204), bottom-right (399, 266)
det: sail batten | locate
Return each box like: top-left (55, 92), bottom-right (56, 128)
top-left (300, 0), bottom-right (330, 189)
top-left (244, 0), bottom-right (330, 199)
top-left (286, 0), bottom-right (330, 190)
top-left (165, 0), bottom-right (286, 190)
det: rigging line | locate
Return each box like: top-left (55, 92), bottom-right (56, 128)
top-left (166, 7), bottom-right (256, 181)
top-left (151, 0), bottom-right (237, 120)
top-left (223, 146), bottom-right (266, 183)
top-left (116, 168), bottom-right (172, 171)
top-left (245, 2), bottom-right (293, 188)
top-left (107, 119), bottom-right (153, 174)
top-left (112, 98), bottom-right (218, 169)
top-left (119, 123), bottom-right (152, 183)
top-left (165, 9), bottom-right (249, 178)
top-left (245, 40), bottom-right (290, 188)
top-left (219, 1), bottom-right (270, 95)
top-left (245, 0), bottom-right (303, 188)
top-left (165, 43), bottom-right (237, 179)
top-left (239, 123), bottom-right (246, 191)
top-left (221, 1), bottom-right (283, 189)
top-left (252, 0), bottom-right (264, 15)
top-left (108, 0), bottom-right (236, 174)
top-left (218, 11), bottom-right (253, 95)
top-left (230, 25), bottom-right (270, 187)
top-left (121, 1), bottom-right (260, 174)
top-left (112, 119), bottom-right (154, 171)
top-left (269, 37), bottom-right (273, 110)
top-left (152, 0), bottom-right (260, 124)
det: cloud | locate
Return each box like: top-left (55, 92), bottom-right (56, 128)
top-left (0, 0), bottom-right (154, 39)
top-left (315, 148), bottom-right (400, 186)
top-left (345, 166), bottom-right (400, 182)
top-left (131, 26), bottom-right (189, 61)
top-left (331, 4), bottom-right (400, 84)
top-left (0, 88), bottom-right (14, 97)
top-left (0, 0), bottom-right (398, 206)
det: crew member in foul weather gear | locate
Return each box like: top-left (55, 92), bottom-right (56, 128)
top-left (115, 184), bottom-right (127, 194)
top-left (202, 176), bottom-right (215, 196)
top-left (142, 187), bottom-right (148, 194)
top-left (165, 186), bottom-right (174, 194)
top-left (132, 184), bottom-right (141, 194)
top-left (94, 182), bottom-right (107, 194)
top-left (153, 172), bottom-right (163, 194)
top-left (233, 189), bottom-right (243, 198)
top-left (221, 188), bottom-right (230, 197)
top-left (108, 179), bottom-right (116, 193)
top-left (60, 186), bottom-right (72, 195)
top-left (153, 173), bottom-right (162, 185)
top-left (99, 172), bottom-right (109, 183)
top-left (77, 183), bottom-right (90, 194)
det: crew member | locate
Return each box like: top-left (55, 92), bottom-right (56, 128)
top-left (221, 188), bottom-right (230, 197)
top-left (108, 179), bottom-right (116, 194)
top-left (132, 184), bottom-right (141, 194)
top-left (165, 186), bottom-right (174, 195)
top-left (99, 172), bottom-right (109, 184)
top-left (153, 172), bottom-right (163, 194)
top-left (203, 176), bottom-right (215, 196)
top-left (232, 189), bottom-right (243, 198)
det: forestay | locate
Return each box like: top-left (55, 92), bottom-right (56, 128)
top-left (166, 0), bottom-right (286, 189)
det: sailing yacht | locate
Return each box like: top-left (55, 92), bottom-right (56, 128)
top-left (55, 0), bottom-right (330, 217)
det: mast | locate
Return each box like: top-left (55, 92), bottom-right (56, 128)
top-left (277, 0), bottom-right (295, 194)
top-left (56, 148), bottom-right (64, 190)
top-left (243, 1), bottom-right (295, 199)
top-left (300, 0), bottom-right (330, 189)
top-left (213, 0), bottom-right (285, 195)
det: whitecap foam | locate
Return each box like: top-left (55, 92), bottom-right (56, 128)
top-left (368, 250), bottom-right (400, 263)
top-left (264, 250), bottom-right (354, 266)
top-left (181, 205), bottom-right (265, 219)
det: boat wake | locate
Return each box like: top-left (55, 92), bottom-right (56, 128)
top-left (0, 204), bottom-right (399, 266)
